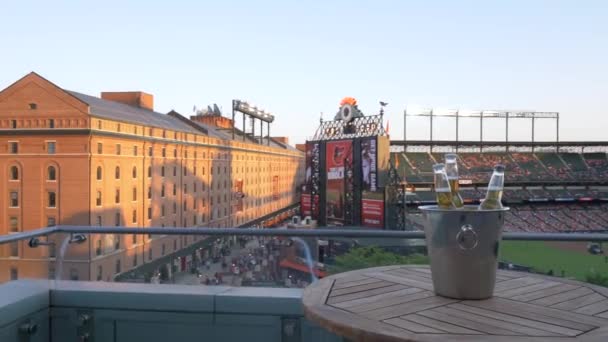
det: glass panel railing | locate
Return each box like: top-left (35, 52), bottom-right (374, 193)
top-left (1, 227), bottom-right (607, 289)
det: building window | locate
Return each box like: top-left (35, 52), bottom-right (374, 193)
top-left (115, 234), bottom-right (120, 249)
top-left (10, 241), bottom-right (18, 257)
top-left (47, 166), bottom-right (56, 181)
top-left (147, 166), bottom-right (151, 178)
top-left (173, 167), bottom-right (177, 177)
top-left (117, 124), bottom-right (121, 132)
top-left (194, 166), bottom-right (197, 175)
top-left (97, 266), bottom-right (102, 280)
top-left (132, 234), bottom-right (137, 244)
top-left (116, 144), bottom-right (121, 155)
top-left (183, 184), bottom-right (187, 194)
top-left (133, 254), bottom-right (138, 267)
top-left (162, 148), bottom-right (166, 157)
top-left (183, 200), bottom-right (187, 211)
top-left (9, 166), bottom-right (18, 180)
top-left (132, 187), bottom-right (137, 201)
top-left (115, 166), bottom-right (120, 179)
top-left (134, 126), bottom-right (138, 134)
top-left (46, 141), bottom-right (56, 154)
top-left (149, 128), bottom-right (153, 136)
top-left (148, 248), bottom-right (152, 261)
top-left (96, 191), bottom-right (102, 206)
top-left (132, 166), bottom-right (137, 178)
top-left (161, 185), bottom-right (165, 197)
top-left (96, 216), bottom-right (102, 226)
top-left (172, 184), bottom-right (176, 196)
top-left (48, 118), bottom-right (55, 128)
top-left (10, 267), bottom-right (18, 280)
top-left (97, 166), bottom-right (103, 180)
top-left (97, 143), bottom-right (103, 154)
top-left (147, 186), bottom-right (151, 199)
top-left (9, 217), bottom-right (18, 232)
top-left (173, 202), bottom-right (177, 214)
top-left (9, 191), bottom-right (18, 207)
top-left (148, 146), bottom-right (153, 156)
top-left (96, 240), bottom-right (102, 256)
top-left (161, 166), bottom-right (165, 177)
top-left (133, 146), bottom-right (138, 156)
top-left (9, 142), bottom-right (18, 154)
top-left (115, 189), bottom-right (120, 203)
top-left (98, 120), bottom-right (102, 130)
top-left (147, 207), bottom-right (152, 220)
top-left (132, 210), bottom-right (137, 224)
top-left (173, 149), bottom-right (177, 158)
top-left (47, 217), bottom-right (56, 227)
top-left (194, 182), bottom-right (197, 192)
top-left (11, 120), bottom-right (17, 128)
top-left (116, 260), bottom-right (121, 274)
top-left (161, 205), bottom-right (165, 217)
top-left (47, 191), bottom-right (57, 208)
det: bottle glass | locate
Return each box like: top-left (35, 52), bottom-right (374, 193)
top-left (433, 163), bottom-right (454, 209)
top-left (480, 164), bottom-right (505, 210)
top-left (445, 153), bottom-right (464, 208)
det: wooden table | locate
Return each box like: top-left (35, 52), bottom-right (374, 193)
top-left (303, 265), bottom-right (608, 341)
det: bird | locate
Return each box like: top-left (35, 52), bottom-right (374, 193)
top-left (380, 101), bottom-right (388, 107)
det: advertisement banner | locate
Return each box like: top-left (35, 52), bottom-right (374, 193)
top-left (301, 194), bottom-right (312, 216)
top-left (361, 137), bottom-right (377, 192)
top-left (326, 140), bottom-right (353, 222)
top-left (361, 191), bottom-right (384, 228)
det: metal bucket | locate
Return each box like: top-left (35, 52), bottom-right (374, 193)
top-left (420, 205), bottom-right (509, 299)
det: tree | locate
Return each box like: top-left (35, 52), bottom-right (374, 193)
top-left (329, 246), bottom-right (428, 274)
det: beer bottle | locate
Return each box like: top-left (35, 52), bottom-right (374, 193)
top-left (433, 164), bottom-right (454, 209)
top-left (444, 153), bottom-right (464, 208)
top-left (479, 164), bottom-right (505, 210)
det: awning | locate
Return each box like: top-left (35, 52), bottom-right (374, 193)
top-left (279, 259), bottom-right (327, 278)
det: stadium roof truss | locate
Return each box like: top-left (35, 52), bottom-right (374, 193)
top-left (403, 108), bottom-right (560, 151)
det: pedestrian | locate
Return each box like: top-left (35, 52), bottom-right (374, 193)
top-left (205, 276), bottom-right (210, 285)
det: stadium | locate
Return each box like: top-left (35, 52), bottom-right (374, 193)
top-left (389, 110), bottom-right (608, 280)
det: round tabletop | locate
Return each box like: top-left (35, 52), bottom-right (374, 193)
top-left (303, 265), bottom-right (608, 342)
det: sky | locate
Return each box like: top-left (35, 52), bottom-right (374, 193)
top-left (1, 1), bottom-right (607, 145)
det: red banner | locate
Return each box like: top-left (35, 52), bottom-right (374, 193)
top-left (326, 140), bottom-right (352, 222)
top-left (361, 191), bottom-right (384, 228)
top-left (301, 194), bottom-right (312, 216)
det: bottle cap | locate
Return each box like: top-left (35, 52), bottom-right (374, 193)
top-left (494, 164), bottom-right (505, 172)
top-left (445, 153), bottom-right (458, 162)
top-left (433, 163), bottom-right (445, 172)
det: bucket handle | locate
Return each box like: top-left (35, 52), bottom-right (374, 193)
top-left (456, 224), bottom-right (478, 250)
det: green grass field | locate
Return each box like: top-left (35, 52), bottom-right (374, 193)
top-left (499, 241), bottom-right (608, 281)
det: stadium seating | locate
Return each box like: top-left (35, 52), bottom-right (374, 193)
top-left (394, 151), bottom-right (608, 183)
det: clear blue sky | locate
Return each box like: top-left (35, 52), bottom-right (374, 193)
top-left (1, 1), bottom-right (607, 144)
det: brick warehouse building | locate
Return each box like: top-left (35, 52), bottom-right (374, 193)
top-left (0, 72), bottom-right (304, 282)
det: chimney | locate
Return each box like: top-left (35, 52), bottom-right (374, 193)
top-left (190, 115), bottom-right (234, 129)
top-left (272, 136), bottom-right (289, 145)
top-left (101, 92), bottom-right (154, 111)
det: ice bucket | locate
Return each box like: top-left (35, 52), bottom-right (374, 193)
top-left (420, 205), bottom-right (509, 299)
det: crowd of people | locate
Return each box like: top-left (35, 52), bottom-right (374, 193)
top-left (503, 204), bottom-right (608, 232)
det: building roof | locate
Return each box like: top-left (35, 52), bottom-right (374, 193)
top-left (67, 90), bottom-right (201, 134)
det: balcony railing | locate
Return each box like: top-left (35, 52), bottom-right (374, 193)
top-left (0, 226), bottom-right (607, 341)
